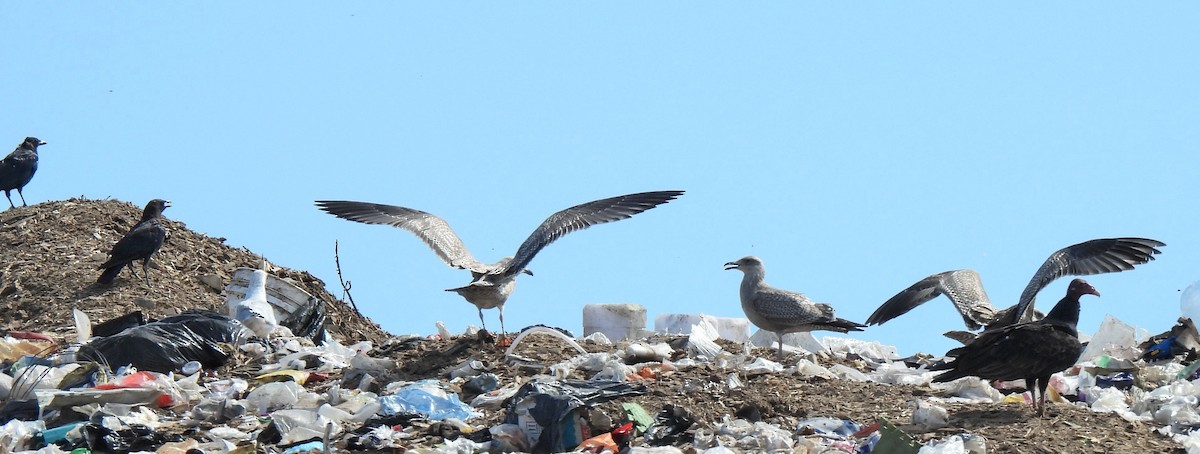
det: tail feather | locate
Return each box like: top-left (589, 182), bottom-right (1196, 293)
top-left (97, 264), bottom-right (125, 284)
top-left (832, 317), bottom-right (867, 332)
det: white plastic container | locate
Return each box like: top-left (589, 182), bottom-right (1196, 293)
top-left (654, 313), bottom-right (751, 343)
top-left (582, 304), bottom-right (647, 342)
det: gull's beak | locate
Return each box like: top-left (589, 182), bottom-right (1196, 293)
top-left (724, 262), bottom-right (739, 270)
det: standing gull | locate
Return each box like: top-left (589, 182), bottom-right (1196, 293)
top-left (930, 279), bottom-right (1099, 416)
top-left (0, 137), bottom-right (47, 209)
top-left (724, 256), bottom-right (865, 360)
top-left (316, 190), bottom-right (685, 336)
top-left (97, 199), bottom-right (171, 285)
top-left (865, 237), bottom-right (1163, 341)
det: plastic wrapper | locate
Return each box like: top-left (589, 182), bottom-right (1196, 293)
top-left (244, 381), bottom-right (305, 414)
top-left (823, 337), bottom-right (901, 362)
top-left (829, 364), bottom-right (870, 382)
top-left (655, 314), bottom-right (751, 343)
top-left (622, 342), bottom-right (674, 363)
top-left (379, 379), bottom-right (480, 421)
top-left (0, 419), bottom-right (44, 452)
top-left (793, 359), bottom-right (837, 379)
top-left (740, 357), bottom-right (784, 376)
top-left (1078, 315), bottom-right (1148, 363)
top-left (748, 330), bottom-right (827, 357)
top-left (870, 362), bottom-right (935, 386)
top-left (686, 318), bottom-right (723, 360)
top-left (929, 377), bottom-right (1002, 403)
top-left (694, 416), bottom-right (795, 452)
top-left (910, 399), bottom-right (949, 430)
top-left (919, 434), bottom-right (986, 454)
top-left (270, 408), bottom-right (340, 445)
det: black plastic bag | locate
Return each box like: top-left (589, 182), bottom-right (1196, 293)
top-left (79, 311), bottom-right (248, 373)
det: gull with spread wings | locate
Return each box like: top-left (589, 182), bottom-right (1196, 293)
top-left (316, 190), bottom-right (685, 336)
top-left (866, 237), bottom-right (1163, 342)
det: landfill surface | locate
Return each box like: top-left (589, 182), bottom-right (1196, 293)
top-left (0, 199), bottom-right (1192, 453)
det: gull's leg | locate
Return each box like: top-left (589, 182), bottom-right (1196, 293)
top-left (477, 307), bottom-right (488, 333)
top-left (499, 305), bottom-right (507, 337)
top-left (776, 332), bottom-right (785, 361)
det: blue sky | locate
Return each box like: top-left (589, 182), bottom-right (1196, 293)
top-left (5, 3), bottom-right (1197, 356)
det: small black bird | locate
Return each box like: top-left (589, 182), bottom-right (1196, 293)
top-left (0, 137), bottom-right (47, 209)
top-left (929, 278), bottom-right (1099, 416)
top-left (97, 199), bottom-right (171, 285)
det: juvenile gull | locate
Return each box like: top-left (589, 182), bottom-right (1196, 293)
top-left (0, 137), bottom-right (47, 209)
top-left (724, 256), bottom-right (865, 360)
top-left (866, 237), bottom-right (1163, 341)
top-left (316, 190), bottom-right (685, 336)
top-left (97, 199), bottom-right (170, 285)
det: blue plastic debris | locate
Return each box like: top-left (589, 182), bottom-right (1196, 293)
top-left (281, 440), bottom-right (325, 454)
top-left (1095, 372), bottom-right (1135, 390)
top-left (377, 379), bottom-right (480, 421)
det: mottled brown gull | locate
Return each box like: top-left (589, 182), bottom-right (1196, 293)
top-left (724, 256), bottom-right (865, 360)
top-left (316, 190), bottom-right (685, 336)
top-left (866, 237), bottom-right (1164, 342)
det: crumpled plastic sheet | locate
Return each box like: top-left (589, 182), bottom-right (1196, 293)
top-left (244, 380), bottom-right (307, 414)
top-left (0, 418), bottom-right (44, 453)
top-left (928, 377), bottom-right (1002, 404)
top-left (623, 342), bottom-right (674, 363)
top-left (687, 318), bottom-right (723, 360)
top-left (1126, 382), bottom-right (1197, 425)
top-left (693, 416), bottom-right (795, 452)
top-left (1167, 428), bottom-right (1200, 454)
top-left (919, 434), bottom-right (987, 454)
top-left (261, 337), bottom-right (373, 374)
top-left (581, 331), bottom-right (613, 345)
top-left (823, 337), bottom-right (901, 363)
top-left (747, 330), bottom-right (827, 357)
top-left (590, 359), bottom-right (637, 381)
top-left (1079, 315), bottom-right (1150, 363)
top-left (829, 364), bottom-right (870, 382)
top-left (792, 359), bottom-right (838, 379)
top-left (740, 357), bottom-right (784, 376)
top-left (378, 379), bottom-right (481, 421)
top-left (271, 408), bottom-right (341, 445)
top-left (869, 361), bottom-right (936, 386)
top-left (547, 352), bottom-right (611, 379)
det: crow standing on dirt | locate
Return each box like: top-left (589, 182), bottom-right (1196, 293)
top-left (97, 199), bottom-right (171, 285)
top-left (0, 137), bottom-right (47, 209)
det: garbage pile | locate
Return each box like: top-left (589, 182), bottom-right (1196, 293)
top-left (2, 200), bottom-right (1192, 452)
top-left (2, 300), bottom-right (1198, 453)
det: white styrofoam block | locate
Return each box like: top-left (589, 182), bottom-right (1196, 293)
top-left (582, 304), bottom-right (647, 342)
top-left (653, 314), bottom-right (752, 343)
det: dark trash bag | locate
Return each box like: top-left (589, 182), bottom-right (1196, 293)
top-left (79, 311), bottom-right (248, 373)
top-left (279, 295), bottom-right (326, 344)
top-left (503, 379), bottom-right (647, 453)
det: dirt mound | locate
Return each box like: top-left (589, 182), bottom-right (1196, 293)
top-left (0, 198), bottom-right (389, 345)
top-left (0, 199), bottom-right (1185, 452)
